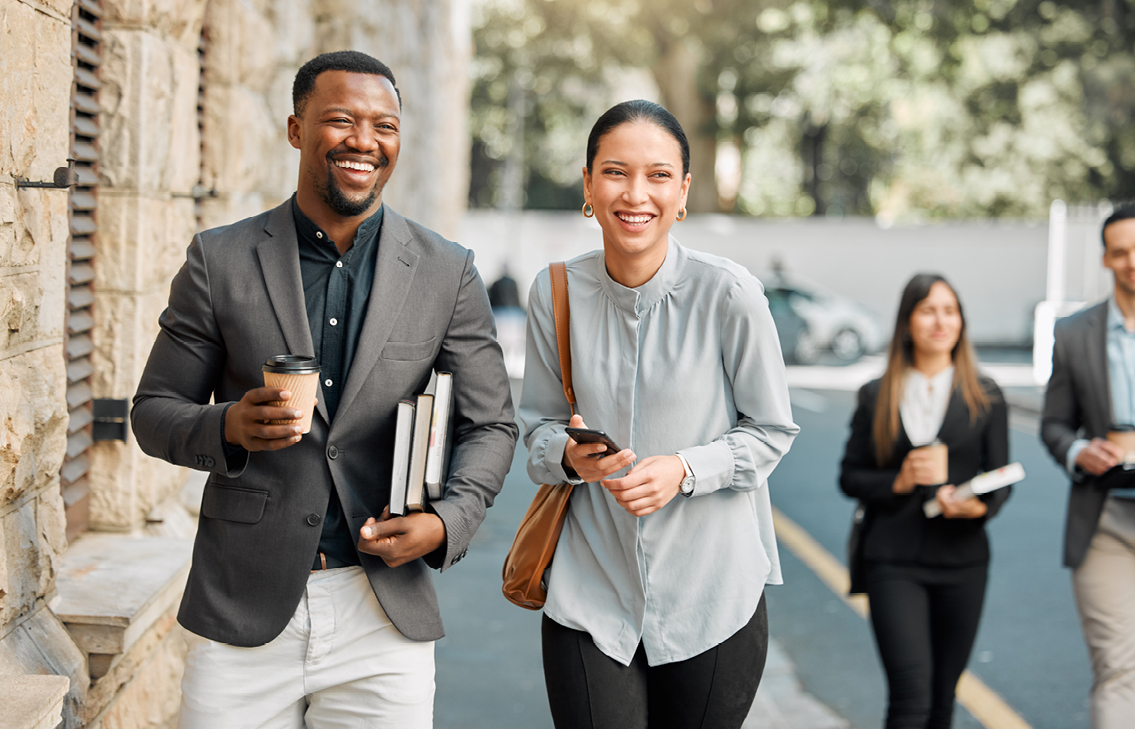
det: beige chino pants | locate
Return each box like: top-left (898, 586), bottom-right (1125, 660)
top-left (178, 565), bottom-right (435, 729)
top-left (1072, 496), bottom-right (1135, 729)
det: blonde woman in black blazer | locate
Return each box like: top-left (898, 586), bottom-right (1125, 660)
top-left (840, 274), bottom-right (1010, 729)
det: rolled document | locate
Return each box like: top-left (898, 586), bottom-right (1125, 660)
top-left (923, 462), bottom-right (1026, 518)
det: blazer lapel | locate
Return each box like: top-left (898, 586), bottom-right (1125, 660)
top-left (935, 386), bottom-right (968, 443)
top-left (256, 203), bottom-right (329, 426)
top-left (1083, 302), bottom-right (1112, 430)
top-left (336, 207), bottom-right (421, 419)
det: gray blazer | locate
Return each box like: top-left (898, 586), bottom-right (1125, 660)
top-left (132, 201), bottom-right (518, 646)
top-left (1041, 301), bottom-right (1113, 569)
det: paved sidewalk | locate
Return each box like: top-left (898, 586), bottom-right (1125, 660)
top-left (745, 639), bottom-right (851, 729)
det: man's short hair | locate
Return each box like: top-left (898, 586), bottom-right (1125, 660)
top-left (293, 51), bottom-right (401, 116)
top-left (1102, 204), bottom-right (1135, 248)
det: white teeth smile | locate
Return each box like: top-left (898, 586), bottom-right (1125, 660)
top-left (617, 213), bottom-right (652, 224)
top-left (335, 160), bottom-right (375, 172)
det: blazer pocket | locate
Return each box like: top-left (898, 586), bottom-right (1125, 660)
top-left (201, 483), bottom-right (268, 524)
top-left (381, 337), bottom-right (436, 361)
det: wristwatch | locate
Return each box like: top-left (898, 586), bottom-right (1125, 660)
top-left (676, 453), bottom-right (695, 497)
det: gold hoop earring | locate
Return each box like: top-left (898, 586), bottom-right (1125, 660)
top-left (676, 209), bottom-right (687, 221)
top-left (583, 203), bottom-right (594, 218)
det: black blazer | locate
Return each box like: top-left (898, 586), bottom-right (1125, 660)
top-left (840, 375), bottom-right (1010, 568)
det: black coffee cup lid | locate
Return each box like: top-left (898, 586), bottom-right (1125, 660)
top-left (263, 355), bottom-right (320, 374)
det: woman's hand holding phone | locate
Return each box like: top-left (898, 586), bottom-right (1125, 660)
top-left (563, 414), bottom-right (636, 484)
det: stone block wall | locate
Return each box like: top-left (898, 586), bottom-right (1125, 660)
top-left (89, 0), bottom-right (209, 532)
top-left (196, 0), bottom-right (311, 229)
top-left (1, 0), bottom-right (91, 724)
top-left (0, 0), bottom-right (73, 631)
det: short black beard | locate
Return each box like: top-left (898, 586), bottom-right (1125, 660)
top-left (320, 153), bottom-right (388, 218)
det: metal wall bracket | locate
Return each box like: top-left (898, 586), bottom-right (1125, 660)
top-left (171, 185), bottom-right (218, 199)
top-left (92, 399), bottom-right (129, 442)
top-left (15, 159), bottom-right (78, 190)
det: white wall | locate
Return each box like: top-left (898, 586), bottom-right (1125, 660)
top-left (458, 212), bottom-right (1051, 346)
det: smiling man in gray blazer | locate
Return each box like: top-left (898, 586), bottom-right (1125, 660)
top-left (1042, 205), bottom-right (1135, 729)
top-left (132, 51), bottom-right (517, 728)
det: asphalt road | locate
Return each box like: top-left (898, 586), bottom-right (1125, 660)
top-left (768, 388), bottom-right (1092, 729)
top-left (431, 384), bottom-right (1094, 728)
top-left (433, 427), bottom-right (554, 728)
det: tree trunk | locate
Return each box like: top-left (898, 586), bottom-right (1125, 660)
top-left (651, 39), bottom-right (719, 213)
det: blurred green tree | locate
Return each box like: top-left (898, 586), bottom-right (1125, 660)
top-left (469, 0), bottom-right (1135, 218)
top-left (469, 0), bottom-right (781, 213)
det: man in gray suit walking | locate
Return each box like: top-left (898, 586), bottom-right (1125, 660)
top-left (1042, 204), bottom-right (1135, 729)
top-left (132, 51), bottom-right (517, 727)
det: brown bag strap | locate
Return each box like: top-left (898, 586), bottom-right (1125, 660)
top-left (549, 262), bottom-right (576, 416)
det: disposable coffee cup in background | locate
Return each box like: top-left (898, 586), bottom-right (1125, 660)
top-left (1107, 424), bottom-right (1135, 469)
top-left (918, 440), bottom-right (949, 485)
top-left (262, 355), bottom-right (320, 434)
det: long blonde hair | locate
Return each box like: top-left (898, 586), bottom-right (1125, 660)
top-left (872, 274), bottom-right (989, 466)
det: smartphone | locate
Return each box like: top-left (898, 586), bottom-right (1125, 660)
top-left (565, 427), bottom-right (623, 457)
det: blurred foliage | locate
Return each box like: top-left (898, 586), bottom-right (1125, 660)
top-left (469, 0), bottom-right (1135, 219)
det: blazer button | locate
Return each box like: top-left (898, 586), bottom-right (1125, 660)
top-left (307, 513), bottom-right (321, 526)
top-left (327, 445), bottom-right (338, 459)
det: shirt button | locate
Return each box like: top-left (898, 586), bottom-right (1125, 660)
top-left (335, 261), bottom-right (343, 268)
top-left (327, 445), bottom-right (338, 459)
top-left (325, 378), bottom-right (333, 387)
top-left (306, 513), bottom-right (321, 526)
top-left (329, 318), bottom-right (338, 326)
top-left (316, 231), bottom-right (323, 239)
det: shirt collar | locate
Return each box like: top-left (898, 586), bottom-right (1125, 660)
top-left (1108, 295), bottom-right (1133, 334)
top-left (290, 194), bottom-right (384, 253)
top-left (596, 236), bottom-right (684, 317)
top-left (905, 365), bottom-right (955, 391)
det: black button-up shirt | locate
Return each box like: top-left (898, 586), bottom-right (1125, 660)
top-left (292, 196), bottom-right (383, 570)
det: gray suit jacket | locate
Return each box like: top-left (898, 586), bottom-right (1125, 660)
top-left (132, 201), bottom-right (518, 646)
top-left (1041, 301), bottom-right (1115, 569)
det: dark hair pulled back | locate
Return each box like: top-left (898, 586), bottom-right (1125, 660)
top-left (585, 100), bottom-right (690, 177)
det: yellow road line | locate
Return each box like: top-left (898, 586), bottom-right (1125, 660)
top-left (771, 507), bottom-right (1033, 729)
top-left (771, 507), bottom-right (870, 619)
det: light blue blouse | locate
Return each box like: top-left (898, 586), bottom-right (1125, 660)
top-left (519, 238), bottom-right (799, 666)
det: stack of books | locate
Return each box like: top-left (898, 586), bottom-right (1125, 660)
top-left (389, 372), bottom-right (454, 516)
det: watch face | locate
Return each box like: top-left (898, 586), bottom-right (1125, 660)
top-left (681, 476), bottom-right (695, 494)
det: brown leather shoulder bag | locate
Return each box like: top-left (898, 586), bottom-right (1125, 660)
top-left (502, 262), bottom-right (576, 610)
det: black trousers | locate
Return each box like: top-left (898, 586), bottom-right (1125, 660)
top-left (865, 562), bottom-right (988, 729)
top-left (541, 594), bottom-right (768, 729)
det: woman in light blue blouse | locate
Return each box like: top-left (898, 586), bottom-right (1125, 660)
top-left (518, 100), bottom-right (800, 729)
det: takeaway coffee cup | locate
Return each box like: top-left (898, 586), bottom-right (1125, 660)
top-left (1107, 424), bottom-right (1135, 469)
top-left (915, 440), bottom-right (949, 485)
top-left (262, 355), bottom-right (320, 434)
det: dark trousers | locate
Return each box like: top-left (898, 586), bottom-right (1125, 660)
top-left (865, 562), bottom-right (988, 729)
top-left (541, 594), bottom-right (768, 729)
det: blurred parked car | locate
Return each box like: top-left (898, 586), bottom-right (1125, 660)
top-left (766, 287), bottom-right (820, 365)
top-left (763, 275), bottom-right (885, 363)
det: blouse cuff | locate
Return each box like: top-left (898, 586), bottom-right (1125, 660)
top-left (543, 431), bottom-right (583, 484)
top-left (679, 440), bottom-right (736, 496)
